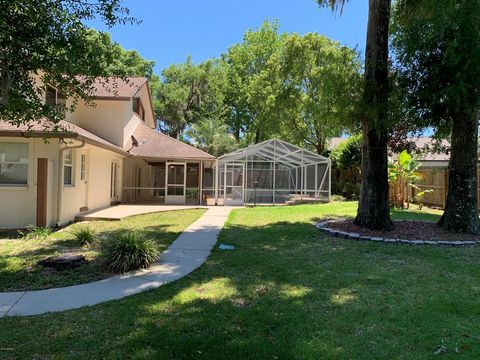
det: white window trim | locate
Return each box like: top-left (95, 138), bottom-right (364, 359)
top-left (0, 142), bottom-right (29, 187)
top-left (63, 150), bottom-right (75, 187)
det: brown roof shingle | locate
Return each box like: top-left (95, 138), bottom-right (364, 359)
top-left (126, 122), bottom-right (215, 160)
top-left (88, 77), bottom-right (147, 99)
top-left (0, 120), bottom-right (127, 155)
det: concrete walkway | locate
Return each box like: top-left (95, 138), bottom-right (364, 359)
top-left (76, 204), bottom-right (210, 221)
top-left (0, 207), bottom-right (233, 317)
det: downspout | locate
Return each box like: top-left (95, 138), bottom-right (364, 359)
top-left (56, 140), bottom-right (86, 227)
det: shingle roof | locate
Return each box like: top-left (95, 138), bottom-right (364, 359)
top-left (0, 120), bottom-right (127, 155)
top-left (328, 136), bottom-right (450, 161)
top-left (126, 122), bottom-right (215, 160)
top-left (89, 77), bottom-right (147, 99)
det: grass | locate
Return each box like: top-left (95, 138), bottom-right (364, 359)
top-left (1, 202), bottom-right (480, 359)
top-left (0, 209), bottom-right (206, 291)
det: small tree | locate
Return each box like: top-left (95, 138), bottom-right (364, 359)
top-left (388, 150), bottom-right (422, 209)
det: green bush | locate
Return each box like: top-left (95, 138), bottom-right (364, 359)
top-left (73, 226), bottom-right (95, 246)
top-left (21, 225), bottom-right (53, 240)
top-left (101, 232), bottom-right (160, 273)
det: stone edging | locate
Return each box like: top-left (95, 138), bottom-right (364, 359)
top-left (315, 220), bottom-right (478, 247)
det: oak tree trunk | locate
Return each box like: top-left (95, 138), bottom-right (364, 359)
top-left (438, 111), bottom-right (479, 234)
top-left (354, 0), bottom-right (393, 230)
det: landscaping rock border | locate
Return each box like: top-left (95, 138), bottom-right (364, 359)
top-left (315, 220), bottom-right (478, 247)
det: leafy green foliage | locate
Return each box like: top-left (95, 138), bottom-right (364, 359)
top-left (186, 118), bottom-right (238, 156)
top-left (20, 225), bottom-right (53, 240)
top-left (156, 57), bottom-right (228, 138)
top-left (330, 135), bottom-right (362, 199)
top-left (223, 20), bottom-right (285, 144)
top-left (101, 232), bottom-right (160, 273)
top-left (73, 226), bottom-right (96, 246)
top-left (388, 150), bottom-right (423, 208)
top-left (330, 134), bottom-right (362, 170)
top-left (391, 0), bottom-right (480, 134)
top-left (0, 0), bottom-right (136, 125)
top-left (274, 33), bottom-right (362, 153)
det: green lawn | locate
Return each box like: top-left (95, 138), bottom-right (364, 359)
top-left (1, 202), bottom-right (480, 359)
top-left (0, 209), bottom-right (206, 291)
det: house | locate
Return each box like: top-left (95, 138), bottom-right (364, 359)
top-left (328, 136), bottom-right (480, 209)
top-left (0, 76), bottom-right (215, 229)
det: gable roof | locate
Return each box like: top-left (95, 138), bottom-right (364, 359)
top-left (126, 122), bottom-right (215, 160)
top-left (218, 138), bottom-right (329, 167)
top-left (89, 77), bottom-right (147, 99)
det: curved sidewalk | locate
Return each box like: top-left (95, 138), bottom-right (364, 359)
top-left (0, 207), bottom-right (233, 317)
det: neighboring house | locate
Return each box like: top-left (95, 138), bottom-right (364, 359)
top-left (328, 136), bottom-right (480, 209)
top-left (0, 77), bottom-right (215, 229)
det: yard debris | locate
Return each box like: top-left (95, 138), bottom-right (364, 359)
top-left (219, 243), bottom-right (235, 250)
top-left (254, 285), bottom-right (269, 295)
top-left (434, 345), bottom-right (447, 355)
top-left (38, 253), bottom-right (86, 270)
top-left (231, 298), bottom-right (249, 308)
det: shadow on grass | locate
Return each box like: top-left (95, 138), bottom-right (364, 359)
top-left (2, 220), bottom-right (479, 359)
top-left (0, 225), bottom-right (182, 292)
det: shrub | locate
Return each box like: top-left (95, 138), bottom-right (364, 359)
top-left (73, 226), bottom-right (95, 246)
top-left (21, 225), bottom-right (53, 240)
top-left (101, 232), bottom-right (159, 273)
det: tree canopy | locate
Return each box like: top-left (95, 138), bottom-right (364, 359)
top-left (392, 0), bottom-right (480, 233)
top-left (0, 0), bottom-right (136, 124)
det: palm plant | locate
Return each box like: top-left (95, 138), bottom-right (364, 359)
top-left (388, 150), bottom-right (423, 209)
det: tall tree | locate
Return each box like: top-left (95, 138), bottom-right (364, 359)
top-left (156, 57), bottom-right (227, 138)
top-left (318, 0), bottom-right (393, 230)
top-left (392, 0), bottom-right (480, 233)
top-left (0, 0), bottom-right (135, 124)
top-left (275, 32), bottom-right (362, 154)
top-left (223, 20), bottom-right (284, 144)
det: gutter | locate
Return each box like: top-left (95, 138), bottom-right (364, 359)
top-left (56, 140), bottom-right (86, 227)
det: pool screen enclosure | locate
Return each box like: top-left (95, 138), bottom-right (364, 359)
top-left (212, 139), bottom-right (331, 205)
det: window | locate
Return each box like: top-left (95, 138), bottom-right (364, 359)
top-left (63, 150), bottom-right (74, 186)
top-left (80, 154), bottom-right (86, 181)
top-left (45, 86), bottom-right (66, 118)
top-left (46, 86), bottom-right (57, 105)
top-left (0, 142), bottom-right (28, 186)
top-left (132, 98), bottom-right (145, 121)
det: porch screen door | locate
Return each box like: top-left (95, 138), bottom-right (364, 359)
top-left (224, 163), bottom-right (244, 206)
top-left (166, 162), bottom-right (186, 204)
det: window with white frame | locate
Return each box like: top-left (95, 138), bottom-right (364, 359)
top-left (0, 142), bottom-right (29, 186)
top-left (63, 150), bottom-right (74, 186)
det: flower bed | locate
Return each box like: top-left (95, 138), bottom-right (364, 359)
top-left (316, 219), bottom-right (479, 246)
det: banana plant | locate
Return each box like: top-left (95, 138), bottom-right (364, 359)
top-left (388, 150), bottom-right (423, 208)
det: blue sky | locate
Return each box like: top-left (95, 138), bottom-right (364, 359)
top-left (88, 0), bottom-right (369, 74)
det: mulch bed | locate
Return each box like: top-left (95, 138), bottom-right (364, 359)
top-left (327, 220), bottom-right (480, 242)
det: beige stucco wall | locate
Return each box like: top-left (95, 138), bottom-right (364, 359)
top-left (66, 100), bottom-right (128, 147)
top-left (0, 137), bottom-right (125, 229)
top-left (0, 137), bottom-right (60, 228)
top-left (59, 144), bottom-right (124, 225)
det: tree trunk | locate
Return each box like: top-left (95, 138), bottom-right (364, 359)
top-left (438, 111), bottom-right (479, 234)
top-left (316, 139), bottom-right (325, 155)
top-left (354, 0), bottom-right (393, 230)
top-left (255, 128), bottom-right (261, 144)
